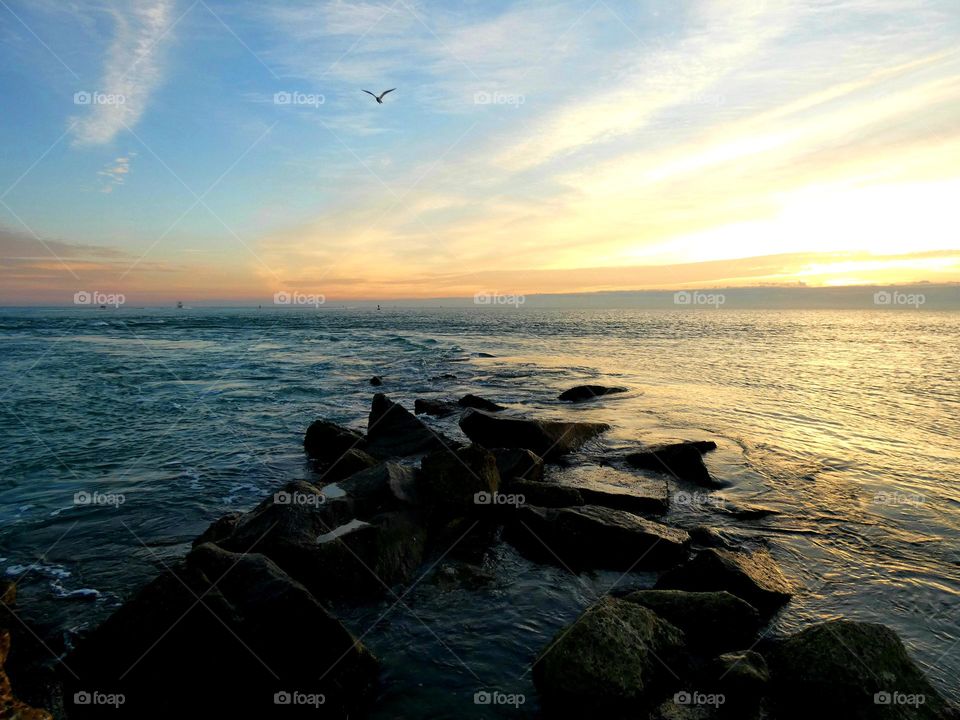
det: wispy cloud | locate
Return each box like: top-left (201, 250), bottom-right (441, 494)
top-left (97, 153), bottom-right (136, 192)
top-left (70, 0), bottom-right (176, 146)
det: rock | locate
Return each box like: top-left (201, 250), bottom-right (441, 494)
top-left (367, 393), bottom-right (452, 458)
top-left (767, 620), bottom-right (959, 719)
top-left (707, 650), bottom-right (769, 700)
top-left (475, 352), bottom-right (496, 358)
top-left (716, 502), bottom-right (780, 520)
top-left (458, 394), bottom-right (504, 412)
top-left (688, 526), bottom-right (744, 550)
top-left (64, 544), bottom-right (378, 718)
top-left (656, 548), bottom-right (793, 616)
top-left (314, 447), bottom-right (379, 484)
top-left (550, 465), bottom-right (669, 515)
top-left (558, 384), bottom-right (628, 402)
top-left (649, 701), bottom-right (719, 719)
top-left (533, 597), bottom-right (687, 715)
top-left (626, 442), bottom-right (722, 488)
top-left (493, 448), bottom-right (545, 484)
top-left (0, 581), bottom-right (14, 608)
top-left (459, 409), bottom-right (609, 459)
top-left (303, 419), bottom-right (367, 462)
top-left (623, 590), bottom-right (761, 654)
top-left (418, 444), bottom-right (499, 513)
top-left (369, 375), bottom-right (383, 386)
top-left (510, 480), bottom-right (584, 508)
top-left (414, 398), bottom-right (459, 418)
top-left (0, 629), bottom-right (52, 720)
top-left (336, 462), bottom-right (418, 516)
top-left (509, 505), bottom-right (689, 570)
top-left (430, 562), bottom-right (495, 591)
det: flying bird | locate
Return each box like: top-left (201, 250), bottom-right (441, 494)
top-left (362, 88), bottom-right (396, 104)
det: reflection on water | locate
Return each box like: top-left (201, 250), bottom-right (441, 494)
top-left (0, 306), bottom-right (957, 713)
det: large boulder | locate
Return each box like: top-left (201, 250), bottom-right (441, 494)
top-left (0, 589), bottom-right (53, 720)
top-left (303, 419), bottom-right (367, 463)
top-left (413, 398), bottom-right (459, 418)
top-left (533, 597), bottom-right (687, 714)
top-left (509, 505), bottom-right (689, 570)
top-left (418, 444), bottom-right (499, 513)
top-left (656, 548), bottom-right (793, 617)
top-left (493, 448), bottom-right (545, 484)
top-left (367, 393), bottom-right (452, 458)
top-left (707, 649), bottom-right (770, 703)
top-left (63, 544), bottom-right (378, 718)
top-left (550, 465), bottom-right (669, 515)
top-left (509, 480), bottom-right (584, 508)
top-left (336, 462), bottom-right (418, 516)
top-left (313, 447), bottom-right (378, 484)
top-left (458, 394), bottom-right (504, 412)
top-left (623, 590), bottom-right (761, 654)
top-left (558, 384), bottom-right (628, 402)
top-left (767, 620), bottom-right (959, 719)
top-left (626, 441), bottom-right (722, 488)
top-left (459, 409), bottom-right (609, 459)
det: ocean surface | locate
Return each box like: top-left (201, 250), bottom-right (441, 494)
top-left (0, 306), bottom-right (957, 715)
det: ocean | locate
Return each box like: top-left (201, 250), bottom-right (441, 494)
top-left (0, 306), bottom-right (957, 715)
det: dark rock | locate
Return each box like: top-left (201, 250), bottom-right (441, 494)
top-left (656, 548), bottom-right (793, 616)
top-left (688, 526), bottom-right (744, 550)
top-left (475, 352), bottom-right (496, 358)
top-left (460, 409), bottom-right (609, 459)
top-left (558, 384), bottom-right (628, 402)
top-left (430, 562), bottom-right (495, 591)
top-left (0, 581), bottom-right (15, 608)
top-left (303, 419), bottom-right (367, 462)
top-left (0, 629), bottom-right (52, 719)
top-left (707, 649), bottom-right (769, 701)
top-left (626, 442), bottom-right (722, 488)
top-left (64, 543), bottom-right (378, 718)
top-left (509, 505), bottom-right (689, 570)
top-left (314, 447), bottom-right (379, 484)
top-left (414, 398), bottom-right (459, 418)
top-left (716, 502), bottom-right (780, 520)
top-left (367, 393), bottom-right (452, 458)
top-left (193, 511), bottom-right (244, 547)
top-left (493, 448), bottom-right (545, 484)
top-left (533, 597), bottom-right (687, 714)
top-left (458, 394), bottom-right (505, 412)
top-left (418, 444), bottom-right (499, 513)
top-left (623, 590), bottom-right (761, 654)
top-left (551, 465), bottom-right (669, 515)
top-left (510, 480), bottom-right (584, 508)
top-left (369, 375), bottom-right (383, 386)
top-left (767, 620), bottom-right (959, 719)
top-left (336, 462), bottom-right (418, 516)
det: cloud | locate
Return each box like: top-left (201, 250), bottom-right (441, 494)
top-left (97, 153), bottom-right (137, 192)
top-left (70, 0), bottom-right (176, 146)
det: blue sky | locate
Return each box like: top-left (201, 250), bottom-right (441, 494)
top-left (1, 0), bottom-right (959, 303)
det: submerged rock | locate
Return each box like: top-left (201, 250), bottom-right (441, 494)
top-left (558, 384), bottom-right (628, 402)
top-left (626, 441), bottom-right (722, 488)
top-left (418, 444), bottom-right (499, 513)
top-left (493, 448), bottom-right (545, 484)
top-left (413, 398), bottom-right (459, 418)
top-left (303, 419), bottom-right (367, 463)
top-left (767, 620), bottom-right (959, 719)
top-left (459, 409), bottom-right (609, 459)
top-left (367, 393), bottom-right (452, 458)
top-left (656, 548), bottom-right (793, 616)
top-left (369, 375), bottom-right (383, 386)
top-left (64, 543), bottom-right (378, 719)
top-left (509, 504), bottom-right (689, 570)
top-left (623, 589), bottom-right (761, 654)
top-left (533, 597), bottom-right (687, 714)
top-left (458, 394), bottom-right (504, 412)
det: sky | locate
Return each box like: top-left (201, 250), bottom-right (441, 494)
top-left (1, 0), bottom-right (959, 304)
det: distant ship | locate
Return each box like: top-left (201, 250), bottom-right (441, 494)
top-left (176, 301), bottom-right (183, 309)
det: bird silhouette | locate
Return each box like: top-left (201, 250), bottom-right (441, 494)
top-left (362, 88), bottom-right (396, 104)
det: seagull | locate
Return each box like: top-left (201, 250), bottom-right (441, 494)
top-left (362, 88), bottom-right (396, 104)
